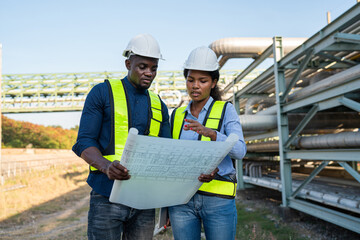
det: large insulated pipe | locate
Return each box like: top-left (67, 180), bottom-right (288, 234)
top-left (256, 105), bottom-right (277, 115)
top-left (245, 96), bottom-right (275, 115)
top-left (209, 37), bottom-right (307, 68)
top-left (240, 115), bottom-right (277, 131)
top-left (247, 141), bottom-right (279, 152)
top-left (288, 64), bottom-right (360, 101)
top-left (294, 131), bottom-right (360, 149)
top-left (246, 131), bottom-right (360, 152)
top-left (240, 112), bottom-right (360, 131)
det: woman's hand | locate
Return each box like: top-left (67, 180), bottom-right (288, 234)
top-left (198, 168), bottom-right (219, 182)
top-left (183, 119), bottom-right (217, 141)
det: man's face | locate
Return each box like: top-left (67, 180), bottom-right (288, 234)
top-left (125, 55), bottom-right (159, 90)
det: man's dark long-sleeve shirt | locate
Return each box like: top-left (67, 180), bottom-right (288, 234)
top-left (72, 77), bottom-right (171, 197)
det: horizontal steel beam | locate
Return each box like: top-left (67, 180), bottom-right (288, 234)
top-left (334, 32), bottom-right (360, 44)
top-left (323, 42), bottom-right (360, 51)
top-left (288, 198), bottom-right (360, 234)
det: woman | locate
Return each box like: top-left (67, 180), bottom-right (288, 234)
top-left (168, 46), bottom-right (247, 240)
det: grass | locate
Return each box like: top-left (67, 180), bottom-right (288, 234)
top-left (236, 203), bottom-right (307, 240)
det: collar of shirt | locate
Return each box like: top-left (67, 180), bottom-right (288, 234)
top-left (123, 76), bottom-right (148, 95)
top-left (183, 96), bottom-right (214, 117)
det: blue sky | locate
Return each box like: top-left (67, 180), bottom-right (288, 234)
top-left (0, 0), bottom-right (357, 128)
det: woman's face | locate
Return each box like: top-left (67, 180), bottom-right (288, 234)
top-left (186, 70), bottom-right (217, 102)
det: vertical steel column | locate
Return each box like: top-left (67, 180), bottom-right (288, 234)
top-left (273, 37), bottom-right (292, 206)
top-left (234, 99), bottom-right (240, 115)
top-left (232, 80), bottom-right (241, 114)
top-left (236, 158), bottom-right (244, 190)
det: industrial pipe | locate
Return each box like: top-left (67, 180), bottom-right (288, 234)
top-left (209, 37), bottom-right (307, 68)
top-left (246, 131), bottom-right (360, 152)
top-left (288, 64), bottom-right (360, 101)
top-left (240, 112), bottom-right (360, 131)
top-left (294, 131), bottom-right (360, 149)
top-left (244, 96), bottom-right (275, 115)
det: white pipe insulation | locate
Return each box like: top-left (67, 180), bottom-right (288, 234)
top-left (209, 37), bottom-right (307, 68)
top-left (288, 64), bottom-right (360, 101)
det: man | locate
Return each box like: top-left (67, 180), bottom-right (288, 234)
top-left (72, 33), bottom-right (171, 240)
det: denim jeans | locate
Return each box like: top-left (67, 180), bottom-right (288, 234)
top-left (168, 193), bottom-right (237, 240)
top-left (87, 190), bottom-right (155, 240)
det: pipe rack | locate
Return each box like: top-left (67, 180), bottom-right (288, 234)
top-left (213, 3), bottom-right (360, 233)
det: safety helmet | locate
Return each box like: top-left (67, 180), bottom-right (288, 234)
top-left (123, 33), bottom-right (163, 60)
top-left (183, 46), bottom-right (219, 71)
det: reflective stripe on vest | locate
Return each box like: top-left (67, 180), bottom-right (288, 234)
top-left (172, 100), bottom-right (237, 198)
top-left (90, 79), bottom-right (162, 171)
top-left (148, 91), bottom-right (163, 137)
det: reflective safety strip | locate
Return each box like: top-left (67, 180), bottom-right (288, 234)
top-left (200, 101), bottom-right (227, 141)
top-left (172, 106), bottom-right (187, 139)
top-left (148, 91), bottom-right (162, 137)
top-left (198, 180), bottom-right (237, 197)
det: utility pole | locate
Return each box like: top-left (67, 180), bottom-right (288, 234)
top-left (327, 11), bottom-right (331, 24)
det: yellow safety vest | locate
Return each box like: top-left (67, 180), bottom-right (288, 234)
top-left (172, 100), bottom-right (237, 198)
top-left (90, 79), bottom-right (162, 171)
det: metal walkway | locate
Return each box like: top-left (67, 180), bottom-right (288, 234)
top-left (1, 70), bottom-right (261, 113)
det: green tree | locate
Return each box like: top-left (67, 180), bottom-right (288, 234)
top-left (1, 115), bottom-right (78, 149)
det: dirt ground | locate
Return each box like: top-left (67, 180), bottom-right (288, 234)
top-left (0, 163), bottom-right (359, 240)
top-left (1, 186), bottom-right (359, 239)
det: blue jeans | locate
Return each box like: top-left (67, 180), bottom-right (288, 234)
top-left (169, 193), bottom-right (237, 240)
top-left (87, 190), bottom-right (155, 240)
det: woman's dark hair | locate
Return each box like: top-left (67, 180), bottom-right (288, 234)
top-left (184, 69), bottom-right (223, 101)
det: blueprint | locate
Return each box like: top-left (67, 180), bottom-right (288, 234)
top-left (109, 128), bottom-right (239, 209)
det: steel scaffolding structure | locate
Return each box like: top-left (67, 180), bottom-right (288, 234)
top-left (228, 4), bottom-right (360, 233)
top-left (1, 69), bottom-right (261, 113)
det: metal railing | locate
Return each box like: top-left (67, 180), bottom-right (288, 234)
top-left (1, 70), bottom-right (262, 112)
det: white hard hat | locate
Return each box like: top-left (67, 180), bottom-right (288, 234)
top-left (123, 33), bottom-right (163, 60)
top-left (183, 46), bottom-right (219, 71)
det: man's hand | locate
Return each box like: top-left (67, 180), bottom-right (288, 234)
top-left (105, 160), bottom-right (131, 180)
top-left (198, 168), bottom-right (219, 182)
top-left (80, 147), bottom-right (131, 181)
